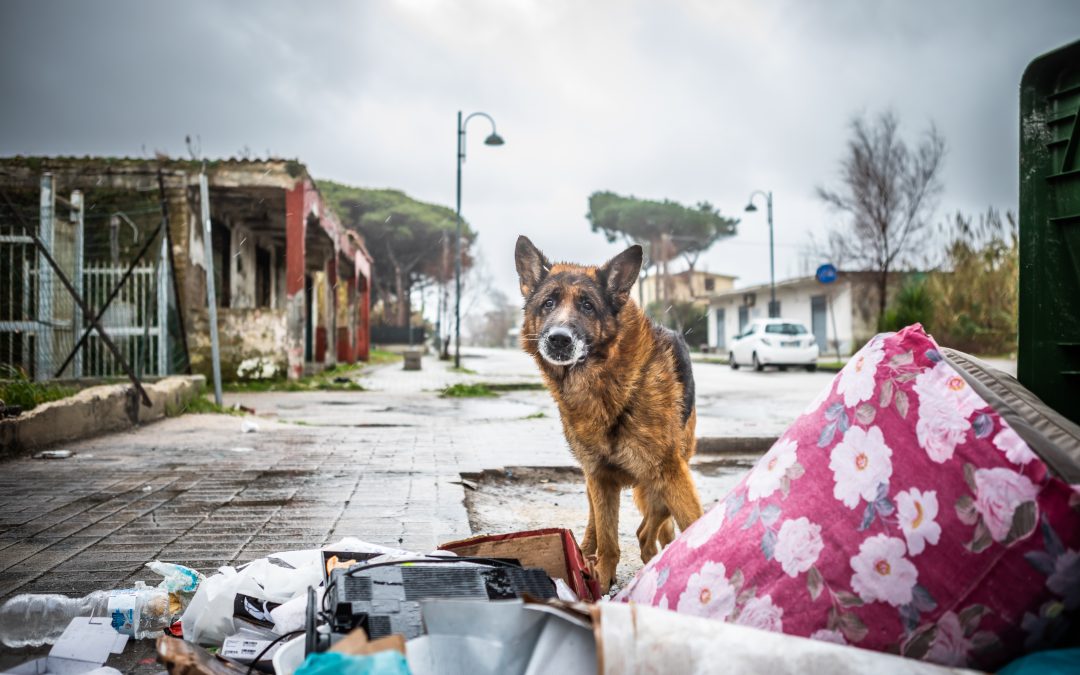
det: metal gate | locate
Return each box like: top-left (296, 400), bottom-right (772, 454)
top-left (0, 175), bottom-right (170, 381)
top-left (0, 211), bottom-right (40, 378)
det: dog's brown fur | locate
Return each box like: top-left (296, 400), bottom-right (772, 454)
top-left (515, 236), bottom-right (703, 592)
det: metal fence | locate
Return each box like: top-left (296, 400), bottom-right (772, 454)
top-left (0, 173), bottom-right (186, 383)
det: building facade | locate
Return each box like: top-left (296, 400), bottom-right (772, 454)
top-left (0, 157), bottom-right (373, 382)
top-left (705, 272), bottom-right (908, 358)
top-left (638, 269), bottom-right (737, 310)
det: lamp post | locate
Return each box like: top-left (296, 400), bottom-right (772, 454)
top-left (744, 190), bottom-right (778, 318)
top-left (455, 111), bottom-right (504, 369)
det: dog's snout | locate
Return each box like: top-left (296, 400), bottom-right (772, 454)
top-left (547, 329), bottom-right (572, 351)
top-left (539, 326), bottom-right (583, 366)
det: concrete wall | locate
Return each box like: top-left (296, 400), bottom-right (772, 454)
top-left (0, 375), bottom-right (205, 456)
top-left (187, 307), bottom-right (287, 381)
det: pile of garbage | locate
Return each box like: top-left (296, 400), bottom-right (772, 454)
top-left (0, 527), bottom-right (993, 675)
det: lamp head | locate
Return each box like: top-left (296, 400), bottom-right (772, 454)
top-left (744, 202), bottom-right (758, 213)
top-left (484, 133), bottom-right (505, 146)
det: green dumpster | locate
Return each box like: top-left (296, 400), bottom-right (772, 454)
top-left (1019, 39), bottom-right (1080, 424)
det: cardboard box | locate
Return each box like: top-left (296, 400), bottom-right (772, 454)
top-left (440, 529), bottom-right (600, 602)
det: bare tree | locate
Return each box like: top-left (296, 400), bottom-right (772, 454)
top-left (817, 111), bottom-right (946, 324)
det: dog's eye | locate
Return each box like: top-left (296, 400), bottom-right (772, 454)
top-left (543, 297), bottom-right (556, 309)
top-left (581, 300), bottom-right (594, 313)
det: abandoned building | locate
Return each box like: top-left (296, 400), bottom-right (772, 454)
top-left (0, 156), bottom-right (373, 382)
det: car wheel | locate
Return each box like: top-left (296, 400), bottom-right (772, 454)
top-left (729, 352), bottom-right (739, 370)
top-left (753, 352), bottom-right (764, 372)
top-left (778, 365), bottom-right (789, 372)
top-left (806, 364), bottom-right (818, 372)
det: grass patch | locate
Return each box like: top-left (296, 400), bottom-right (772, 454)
top-left (0, 366), bottom-right (78, 413)
top-left (450, 366), bottom-right (478, 375)
top-left (369, 349), bottom-right (403, 366)
top-left (169, 394), bottom-right (245, 417)
top-left (696, 357), bottom-right (729, 365)
top-left (224, 363), bottom-right (367, 393)
top-left (523, 411), bottom-right (546, 419)
top-left (441, 383), bottom-right (498, 398)
top-left (483, 382), bottom-right (546, 392)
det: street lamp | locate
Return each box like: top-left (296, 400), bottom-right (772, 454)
top-left (745, 190), bottom-right (778, 318)
top-left (455, 111), bottom-right (504, 369)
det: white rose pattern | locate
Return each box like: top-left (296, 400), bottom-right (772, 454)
top-left (896, 488), bottom-right (941, 556)
top-left (734, 594), bottom-right (784, 633)
top-left (682, 501), bottom-right (726, 550)
top-left (836, 340), bottom-right (886, 408)
top-left (992, 425), bottom-right (1037, 466)
top-left (747, 438), bottom-right (799, 501)
top-left (676, 561), bottom-right (737, 619)
top-left (914, 362), bottom-right (983, 463)
top-left (773, 517), bottom-right (824, 577)
top-left (829, 426), bottom-right (893, 509)
top-left (849, 534), bottom-right (918, 606)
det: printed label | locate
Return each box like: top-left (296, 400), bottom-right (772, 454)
top-left (106, 590), bottom-right (141, 636)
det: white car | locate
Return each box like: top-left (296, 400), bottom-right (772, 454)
top-left (729, 319), bottom-right (820, 372)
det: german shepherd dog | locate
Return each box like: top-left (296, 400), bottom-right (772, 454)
top-left (515, 236), bottom-right (703, 592)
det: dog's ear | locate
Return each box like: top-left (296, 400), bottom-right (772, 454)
top-left (599, 244), bottom-right (643, 308)
top-left (515, 235), bottom-right (550, 298)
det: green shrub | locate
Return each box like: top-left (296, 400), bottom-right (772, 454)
top-left (0, 365), bottom-right (77, 412)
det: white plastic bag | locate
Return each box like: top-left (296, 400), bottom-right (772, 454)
top-left (180, 539), bottom-right (413, 647)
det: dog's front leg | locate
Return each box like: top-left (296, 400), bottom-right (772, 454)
top-left (586, 474), bottom-right (621, 594)
top-left (581, 489), bottom-right (597, 557)
top-left (662, 459), bottom-right (705, 531)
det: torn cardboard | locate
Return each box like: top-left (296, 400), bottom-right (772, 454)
top-left (439, 529), bottom-right (600, 602)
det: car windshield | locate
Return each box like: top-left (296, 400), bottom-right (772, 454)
top-left (765, 323), bottom-right (808, 335)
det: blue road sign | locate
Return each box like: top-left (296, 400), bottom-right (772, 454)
top-left (816, 263), bottom-right (837, 284)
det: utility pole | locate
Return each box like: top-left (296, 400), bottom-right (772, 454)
top-left (199, 168), bottom-right (223, 406)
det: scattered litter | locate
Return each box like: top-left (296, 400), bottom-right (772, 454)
top-left (0, 561), bottom-right (201, 648)
top-left (440, 528), bottom-right (600, 602)
top-left (221, 628), bottom-right (285, 668)
top-left (157, 635), bottom-right (246, 674)
top-left (32, 450), bottom-right (74, 460)
top-left (449, 479), bottom-right (478, 491)
top-left (4, 616), bottom-right (128, 674)
top-left (238, 405), bottom-right (256, 415)
top-left (297, 650), bottom-right (410, 675)
top-left (240, 419), bottom-right (259, 433)
top-left (333, 376), bottom-right (351, 384)
top-left (142, 486), bottom-right (152, 492)
top-left (406, 599), bottom-right (594, 675)
top-left (0, 403), bottom-right (24, 418)
top-left (229, 447), bottom-right (254, 453)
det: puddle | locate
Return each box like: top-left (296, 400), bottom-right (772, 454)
top-left (461, 457), bottom-right (758, 591)
top-left (301, 422), bottom-right (413, 428)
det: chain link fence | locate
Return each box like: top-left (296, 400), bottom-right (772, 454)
top-left (0, 172), bottom-right (189, 384)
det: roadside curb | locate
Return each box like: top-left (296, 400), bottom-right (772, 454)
top-left (0, 375), bottom-right (206, 458)
top-left (696, 436), bottom-right (777, 454)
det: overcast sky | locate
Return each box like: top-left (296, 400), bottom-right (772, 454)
top-left (2, 0), bottom-right (1078, 311)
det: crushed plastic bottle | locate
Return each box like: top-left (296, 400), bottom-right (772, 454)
top-left (0, 561), bottom-right (203, 648)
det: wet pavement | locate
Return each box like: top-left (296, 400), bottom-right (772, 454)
top-left (463, 457), bottom-right (759, 592)
top-left (0, 346), bottom-right (832, 669)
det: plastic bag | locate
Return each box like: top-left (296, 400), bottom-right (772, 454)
top-left (181, 539), bottom-right (412, 647)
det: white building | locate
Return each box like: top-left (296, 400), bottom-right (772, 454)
top-left (706, 272), bottom-right (905, 358)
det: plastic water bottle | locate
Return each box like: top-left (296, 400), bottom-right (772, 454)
top-left (0, 586), bottom-right (173, 647)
